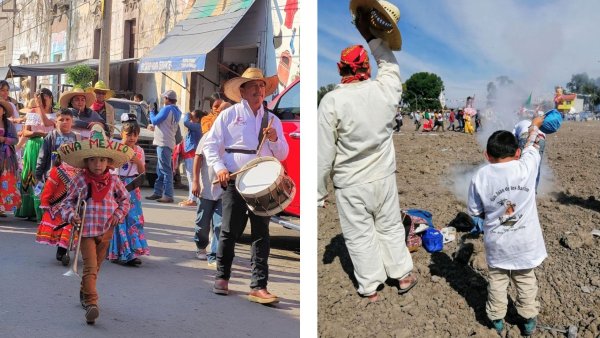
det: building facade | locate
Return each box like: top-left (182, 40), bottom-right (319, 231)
top-left (5, 0), bottom-right (300, 112)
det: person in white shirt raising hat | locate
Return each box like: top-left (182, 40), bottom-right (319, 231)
top-left (318, 0), bottom-right (417, 302)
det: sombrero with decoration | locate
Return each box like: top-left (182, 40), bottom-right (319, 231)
top-left (59, 87), bottom-right (95, 109)
top-left (350, 0), bottom-right (402, 50)
top-left (86, 80), bottom-right (114, 99)
top-left (223, 68), bottom-right (278, 103)
top-left (57, 124), bottom-right (134, 169)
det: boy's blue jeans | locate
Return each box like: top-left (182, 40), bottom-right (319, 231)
top-left (194, 198), bottom-right (222, 263)
top-left (153, 146), bottom-right (174, 198)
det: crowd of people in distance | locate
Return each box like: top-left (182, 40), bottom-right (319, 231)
top-left (404, 108), bottom-right (482, 134)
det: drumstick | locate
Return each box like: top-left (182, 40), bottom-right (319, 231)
top-left (256, 116), bottom-right (275, 157)
top-left (212, 163), bottom-right (259, 185)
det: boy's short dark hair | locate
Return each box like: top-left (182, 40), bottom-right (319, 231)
top-left (487, 130), bottom-right (518, 159)
top-left (134, 93), bottom-right (143, 101)
top-left (56, 108), bottom-right (73, 118)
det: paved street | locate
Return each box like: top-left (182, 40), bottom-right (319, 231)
top-left (0, 186), bottom-right (300, 338)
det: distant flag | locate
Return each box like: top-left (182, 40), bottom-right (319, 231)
top-left (523, 92), bottom-right (532, 108)
top-left (519, 92), bottom-right (532, 115)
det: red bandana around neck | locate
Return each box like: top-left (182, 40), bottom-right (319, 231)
top-left (83, 168), bottom-right (113, 202)
top-left (90, 100), bottom-right (105, 112)
top-left (337, 45), bottom-right (371, 84)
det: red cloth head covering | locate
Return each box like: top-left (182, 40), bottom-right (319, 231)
top-left (337, 45), bottom-right (371, 84)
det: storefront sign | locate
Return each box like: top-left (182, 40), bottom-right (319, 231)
top-left (138, 54), bottom-right (206, 73)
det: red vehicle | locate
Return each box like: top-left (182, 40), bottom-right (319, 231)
top-left (268, 79), bottom-right (300, 220)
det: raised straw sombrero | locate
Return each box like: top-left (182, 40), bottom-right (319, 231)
top-left (350, 0), bottom-right (402, 50)
top-left (57, 124), bottom-right (134, 169)
top-left (59, 87), bottom-right (95, 109)
top-left (223, 68), bottom-right (278, 103)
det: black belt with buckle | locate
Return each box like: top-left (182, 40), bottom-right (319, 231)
top-left (225, 148), bottom-right (257, 154)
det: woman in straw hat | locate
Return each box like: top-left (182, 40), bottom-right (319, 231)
top-left (203, 67), bottom-right (288, 304)
top-left (318, 2), bottom-right (417, 302)
top-left (86, 80), bottom-right (114, 122)
top-left (58, 124), bottom-right (133, 325)
top-left (14, 89), bottom-right (56, 221)
top-left (59, 87), bottom-right (107, 139)
top-left (0, 99), bottom-right (21, 217)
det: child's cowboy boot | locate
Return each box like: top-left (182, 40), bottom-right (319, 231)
top-left (522, 317), bottom-right (537, 336)
top-left (491, 319), bottom-right (504, 335)
top-left (85, 304), bottom-right (99, 325)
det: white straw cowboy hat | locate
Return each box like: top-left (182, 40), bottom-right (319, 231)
top-left (57, 124), bottom-right (134, 169)
top-left (59, 87), bottom-right (96, 109)
top-left (86, 80), bottom-right (115, 99)
top-left (223, 68), bottom-right (278, 103)
top-left (350, 0), bottom-right (402, 50)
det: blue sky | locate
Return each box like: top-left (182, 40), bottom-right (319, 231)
top-left (318, 0), bottom-right (600, 108)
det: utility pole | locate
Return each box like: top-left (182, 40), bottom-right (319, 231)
top-left (98, 0), bottom-right (112, 83)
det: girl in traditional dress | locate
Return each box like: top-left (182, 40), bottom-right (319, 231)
top-left (0, 99), bottom-right (21, 217)
top-left (15, 89), bottom-right (55, 221)
top-left (107, 114), bottom-right (150, 265)
top-left (35, 154), bottom-right (80, 264)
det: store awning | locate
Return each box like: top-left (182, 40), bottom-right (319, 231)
top-left (0, 58), bottom-right (139, 78)
top-left (138, 0), bottom-right (255, 73)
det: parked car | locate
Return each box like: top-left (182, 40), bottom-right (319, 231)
top-left (268, 78), bottom-right (300, 219)
top-left (105, 98), bottom-right (158, 187)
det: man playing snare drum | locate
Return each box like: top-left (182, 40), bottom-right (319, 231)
top-left (203, 68), bottom-right (288, 304)
top-left (318, 1), bottom-right (417, 302)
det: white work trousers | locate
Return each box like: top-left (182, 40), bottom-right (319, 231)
top-left (335, 174), bottom-right (413, 296)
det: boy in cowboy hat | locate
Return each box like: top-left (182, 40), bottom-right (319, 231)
top-left (87, 80), bottom-right (114, 122)
top-left (203, 67), bottom-right (288, 304)
top-left (318, 3), bottom-right (416, 302)
top-left (58, 124), bottom-right (133, 324)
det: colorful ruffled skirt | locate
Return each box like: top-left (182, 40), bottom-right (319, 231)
top-left (35, 210), bottom-right (76, 249)
top-left (0, 170), bottom-right (21, 213)
top-left (107, 178), bottom-right (150, 262)
top-left (15, 137), bottom-right (42, 220)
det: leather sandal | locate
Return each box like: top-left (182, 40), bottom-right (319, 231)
top-left (398, 272), bottom-right (418, 294)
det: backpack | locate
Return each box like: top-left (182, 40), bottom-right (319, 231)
top-left (401, 210), bottom-right (425, 252)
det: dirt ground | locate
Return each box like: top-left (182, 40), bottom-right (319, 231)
top-left (318, 120), bottom-right (600, 338)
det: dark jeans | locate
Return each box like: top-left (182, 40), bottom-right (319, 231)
top-left (216, 181), bottom-right (270, 289)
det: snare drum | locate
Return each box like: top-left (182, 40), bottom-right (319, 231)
top-left (235, 156), bottom-right (296, 217)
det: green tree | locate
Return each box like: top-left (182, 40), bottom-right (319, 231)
top-left (65, 64), bottom-right (96, 89)
top-left (566, 73), bottom-right (600, 107)
top-left (401, 72), bottom-right (444, 111)
top-left (317, 83), bottom-right (337, 106)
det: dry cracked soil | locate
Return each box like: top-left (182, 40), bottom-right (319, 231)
top-left (318, 120), bottom-right (600, 338)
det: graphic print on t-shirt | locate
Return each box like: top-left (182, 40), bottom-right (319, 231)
top-left (498, 198), bottom-right (521, 226)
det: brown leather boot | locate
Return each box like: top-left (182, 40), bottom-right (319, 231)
top-left (248, 288), bottom-right (279, 304)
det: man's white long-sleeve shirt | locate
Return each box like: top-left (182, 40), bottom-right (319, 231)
top-left (203, 99), bottom-right (289, 174)
top-left (317, 39), bottom-right (402, 204)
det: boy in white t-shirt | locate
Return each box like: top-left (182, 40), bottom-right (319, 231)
top-left (467, 116), bottom-right (546, 336)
